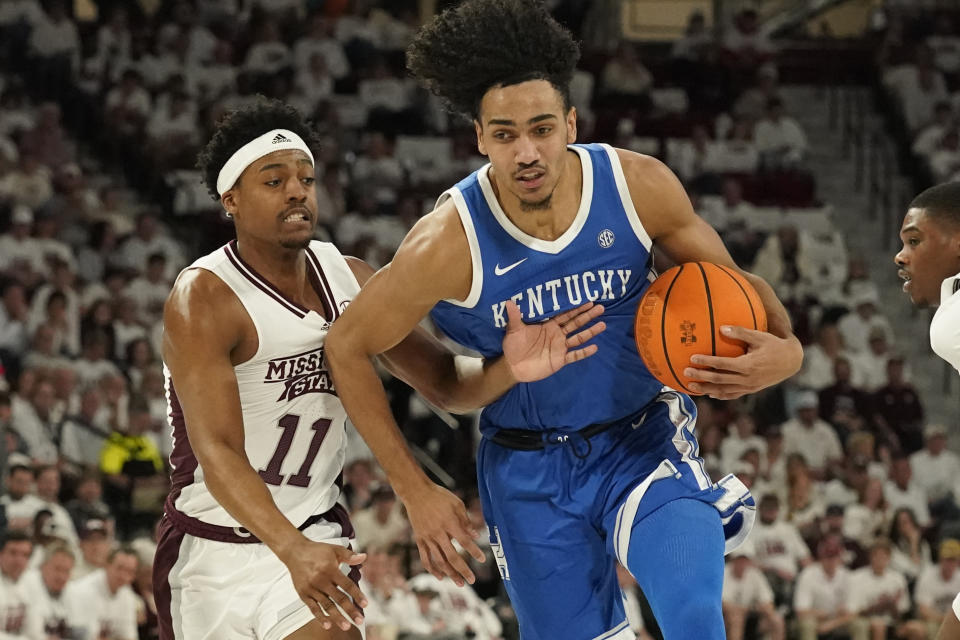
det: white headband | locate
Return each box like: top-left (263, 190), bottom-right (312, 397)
top-left (216, 128), bottom-right (315, 196)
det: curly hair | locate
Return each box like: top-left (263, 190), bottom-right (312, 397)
top-left (406, 0), bottom-right (580, 121)
top-left (196, 97), bottom-right (322, 201)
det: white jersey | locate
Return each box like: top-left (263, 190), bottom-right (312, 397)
top-left (931, 271), bottom-right (960, 374)
top-left (163, 240), bottom-right (359, 534)
top-left (18, 570), bottom-right (85, 640)
top-left (0, 573), bottom-right (30, 639)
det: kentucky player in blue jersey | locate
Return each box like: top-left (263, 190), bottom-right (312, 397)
top-left (326, 1), bottom-right (804, 638)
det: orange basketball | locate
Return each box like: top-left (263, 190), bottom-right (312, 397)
top-left (634, 262), bottom-right (767, 395)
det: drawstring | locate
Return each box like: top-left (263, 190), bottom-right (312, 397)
top-left (542, 429), bottom-right (594, 459)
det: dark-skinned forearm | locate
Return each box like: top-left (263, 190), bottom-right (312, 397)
top-left (326, 344), bottom-right (432, 500)
top-left (194, 443), bottom-right (305, 560)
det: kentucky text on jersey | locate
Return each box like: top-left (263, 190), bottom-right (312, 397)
top-left (264, 347), bottom-right (337, 401)
top-left (430, 143), bottom-right (665, 432)
top-left (490, 269), bottom-right (632, 327)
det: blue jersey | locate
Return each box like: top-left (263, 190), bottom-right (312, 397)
top-left (430, 143), bottom-right (666, 433)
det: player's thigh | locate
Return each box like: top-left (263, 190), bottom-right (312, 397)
top-left (283, 619), bottom-right (362, 640)
top-left (937, 609), bottom-right (960, 640)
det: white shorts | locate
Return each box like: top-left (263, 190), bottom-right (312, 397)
top-left (156, 511), bottom-right (360, 640)
top-left (953, 591), bottom-right (960, 622)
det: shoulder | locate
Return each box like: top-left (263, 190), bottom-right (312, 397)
top-left (391, 197), bottom-right (471, 283)
top-left (163, 267), bottom-right (246, 351)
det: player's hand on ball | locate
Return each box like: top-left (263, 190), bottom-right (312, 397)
top-left (682, 326), bottom-right (803, 400)
top-left (283, 539), bottom-right (367, 632)
top-left (401, 482), bottom-right (485, 587)
top-left (503, 300), bottom-right (606, 382)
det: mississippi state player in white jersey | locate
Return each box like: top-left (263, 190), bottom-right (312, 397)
top-left (894, 181), bottom-right (960, 640)
top-left (155, 99), bottom-right (606, 640)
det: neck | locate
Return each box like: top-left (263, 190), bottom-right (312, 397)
top-left (489, 149), bottom-right (582, 241)
top-left (235, 236), bottom-right (309, 298)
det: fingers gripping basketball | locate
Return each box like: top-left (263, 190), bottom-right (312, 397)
top-left (634, 262), bottom-right (767, 395)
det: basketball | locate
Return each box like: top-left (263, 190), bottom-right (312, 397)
top-left (634, 262), bottom-right (767, 395)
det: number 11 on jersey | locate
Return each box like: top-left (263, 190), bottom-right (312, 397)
top-left (258, 414), bottom-right (332, 487)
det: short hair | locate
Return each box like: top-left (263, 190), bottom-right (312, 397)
top-left (43, 542), bottom-right (75, 564)
top-left (107, 546), bottom-right (139, 564)
top-left (0, 530), bottom-right (32, 551)
top-left (406, 0), bottom-right (580, 121)
top-left (909, 181), bottom-right (960, 230)
top-left (197, 97), bottom-right (321, 202)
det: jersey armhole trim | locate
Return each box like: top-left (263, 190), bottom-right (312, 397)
top-left (438, 188), bottom-right (483, 308)
top-left (600, 143), bottom-right (653, 251)
top-left (192, 260), bottom-right (265, 365)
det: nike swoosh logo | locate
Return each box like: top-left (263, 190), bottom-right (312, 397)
top-left (494, 258), bottom-right (527, 276)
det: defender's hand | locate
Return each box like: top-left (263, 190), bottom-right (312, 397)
top-left (682, 326), bottom-right (803, 400)
top-left (503, 300), bottom-right (606, 382)
top-left (281, 539), bottom-right (367, 632)
top-left (401, 482), bottom-right (485, 587)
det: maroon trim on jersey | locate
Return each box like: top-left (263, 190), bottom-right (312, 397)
top-left (163, 501), bottom-right (355, 545)
top-left (154, 514), bottom-right (185, 640)
top-left (166, 379), bottom-right (199, 510)
top-left (305, 247), bottom-right (339, 321)
top-left (224, 241), bottom-right (308, 318)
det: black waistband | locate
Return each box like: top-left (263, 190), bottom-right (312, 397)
top-left (488, 418), bottom-right (620, 453)
top-left (164, 499), bottom-right (352, 544)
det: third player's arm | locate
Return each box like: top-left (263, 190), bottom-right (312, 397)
top-left (618, 149), bottom-right (803, 394)
top-left (326, 204), bottom-right (486, 585)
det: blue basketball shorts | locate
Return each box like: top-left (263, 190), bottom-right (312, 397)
top-left (476, 389), bottom-right (755, 640)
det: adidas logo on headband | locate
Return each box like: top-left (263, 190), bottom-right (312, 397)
top-left (216, 129), bottom-right (315, 196)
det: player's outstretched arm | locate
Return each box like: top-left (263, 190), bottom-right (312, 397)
top-left (163, 269), bottom-right (366, 632)
top-left (327, 204), bottom-right (493, 587)
top-left (616, 149), bottom-right (803, 399)
top-left (344, 258), bottom-right (606, 414)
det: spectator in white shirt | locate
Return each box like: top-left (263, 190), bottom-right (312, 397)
top-left (837, 288), bottom-right (894, 354)
top-left (28, 0), bottom-right (80, 72)
top-left (890, 45), bottom-right (949, 133)
top-left (71, 548), bottom-right (139, 640)
top-left (105, 70), bottom-right (151, 139)
top-left (600, 43), bottom-right (654, 105)
top-left (0, 152), bottom-right (54, 212)
top-left (749, 493), bottom-right (812, 608)
top-left (9, 379), bottom-right (60, 465)
top-left (122, 254), bottom-right (170, 325)
top-left (930, 128), bottom-right (960, 181)
top-left (59, 387), bottom-right (112, 470)
top-left (352, 486), bottom-right (410, 552)
top-left (843, 477), bottom-right (889, 550)
top-left (927, 13), bottom-right (960, 77)
top-left (243, 20), bottom-right (292, 76)
top-left (33, 466), bottom-right (77, 546)
top-left (720, 412), bottom-right (767, 472)
top-left (794, 534), bottom-right (854, 640)
top-left (350, 132), bottom-right (405, 205)
top-left (0, 530), bottom-right (35, 639)
top-left (0, 466), bottom-right (45, 532)
top-left (914, 539), bottom-right (960, 636)
top-left (883, 455), bottom-right (931, 527)
top-left (781, 391), bottom-right (843, 480)
top-left (72, 331), bottom-right (121, 389)
top-left (709, 118), bottom-right (760, 174)
top-left (19, 543), bottom-right (84, 640)
top-left (754, 97), bottom-right (808, 169)
top-left (117, 212), bottom-right (185, 280)
top-left (912, 101), bottom-right (954, 158)
top-left (70, 519), bottom-right (112, 582)
top-left (722, 551), bottom-right (785, 640)
top-left (911, 423), bottom-right (960, 514)
top-left (0, 281), bottom-right (31, 360)
top-left (888, 507), bottom-right (932, 584)
top-left (795, 323), bottom-right (855, 391)
top-left (847, 538), bottom-right (924, 640)
top-left (292, 14), bottom-right (351, 79)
